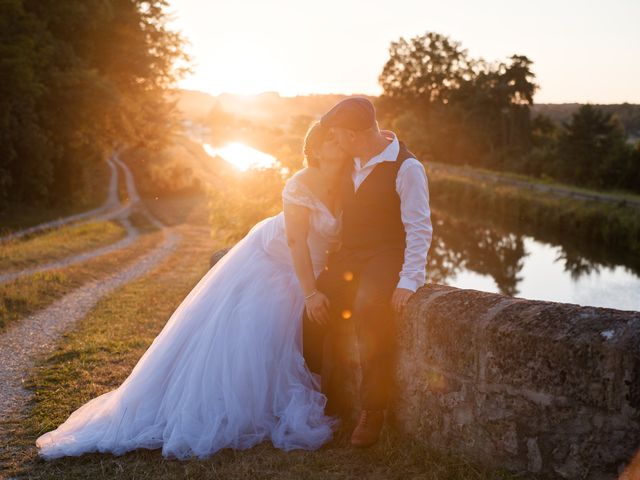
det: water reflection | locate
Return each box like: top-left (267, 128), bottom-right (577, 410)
top-left (429, 209), bottom-right (640, 311)
top-left (428, 215), bottom-right (525, 296)
top-left (203, 142), bottom-right (278, 171)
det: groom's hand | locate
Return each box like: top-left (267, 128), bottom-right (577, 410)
top-left (391, 288), bottom-right (413, 314)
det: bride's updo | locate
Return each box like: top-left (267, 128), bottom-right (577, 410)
top-left (303, 121), bottom-right (327, 168)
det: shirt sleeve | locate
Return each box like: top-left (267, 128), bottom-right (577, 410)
top-left (395, 158), bottom-right (433, 292)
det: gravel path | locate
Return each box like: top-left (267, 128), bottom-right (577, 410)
top-left (0, 226), bottom-right (180, 425)
top-left (0, 154), bottom-right (182, 461)
top-left (0, 156), bottom-right (121, 243)
top-left (0, 156), bottom-right (146, 285)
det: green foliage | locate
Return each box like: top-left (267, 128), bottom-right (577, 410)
top-left (377, 32), bottom-right (537, 165)
top-left (533, 103), bottom-right (640, 136)
top-left (0, 0), bottom-right (188, 210)
top-left (429, 170), bottom-right (640, 257)
top-left (123, 142), bottom-right (207, 199)
top-left (557, 105), bottom-right (635, 187)
top-left (377, 31), bottom-right (639, 195)
top-left (379, 32), bottom-right (474, 106)
top-left (522, 105), bottom-right (640, 193)
top-left (207, 167), bottom-right (285, 243)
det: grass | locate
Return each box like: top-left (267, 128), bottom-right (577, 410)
top-left (128, 210), bottom-right (162, 233)
top-left (0, 160), bottom-right (111, 234)
top-left (0, 220), bottom-right (128, 273)
top-left (427, 160), bottom-right (640, 204)
top-left (0, 228), bottom-right (164, 332)
top-left (1, 218), bottom-right (523, 479)
top-left (143, 193), bottom-right (210, 227)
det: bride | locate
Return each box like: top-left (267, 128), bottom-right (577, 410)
top-left (36, 122), bottom-right (349, 460)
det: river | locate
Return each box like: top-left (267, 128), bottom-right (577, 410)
top-left (429, 209), bottom-right (640, 311)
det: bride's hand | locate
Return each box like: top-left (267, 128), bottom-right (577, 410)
top-left (305, 291), bottom-right (330, 326)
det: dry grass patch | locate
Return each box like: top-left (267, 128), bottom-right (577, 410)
top-left (0, 220), bottom-right (128, 274)
top-left (0, 230), bottom-right (165, 332)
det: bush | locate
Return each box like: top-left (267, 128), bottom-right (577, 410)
top-left (207, 167), bottom-right (285, 243)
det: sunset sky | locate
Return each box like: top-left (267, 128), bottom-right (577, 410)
top-left (168, 0), bottom-right (640, 103)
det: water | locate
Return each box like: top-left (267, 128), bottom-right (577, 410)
top-left (429, 210), bottom-right (640, 311)
top-left (203, 142), bottom-right (278, 171)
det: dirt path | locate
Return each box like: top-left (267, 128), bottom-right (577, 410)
top-left (427, 161), bottom-right (640, 208)
top-left (0, 156), bottom-right (181, 466)
top-left (0, 227), bottom-right (179, 424)
top-left (0, 156), bottom-right (147, 285)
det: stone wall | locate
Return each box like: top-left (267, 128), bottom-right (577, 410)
top-left (389, 283), bottom-right (640, 479)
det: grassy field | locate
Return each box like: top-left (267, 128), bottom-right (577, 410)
top-left (0, 195), bottom-right (523, 480)
top-left (428, 160), bottom-right (640, 204)
top-left (0, 212), bottom-right (162, 332)
top-left (0, 220), bottom-right (127, 273)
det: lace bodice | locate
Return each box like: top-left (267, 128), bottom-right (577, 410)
top-left (281, 175), bottom-right (342, 241)
top-left (247, 176), bottom-right (342, 278)
top-left (244, 175), bottom-right (339, 277)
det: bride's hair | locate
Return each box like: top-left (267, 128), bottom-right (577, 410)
top-left (303, 122), bottom-right (326, 168)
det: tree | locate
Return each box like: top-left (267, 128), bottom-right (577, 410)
top-left (557, 104), bottom-right (626, 187)
top-left (0, 0), bottom-right (189, 209)
top-left (377, 31), bottom-right (537, 166)
top-left (0, 0), bottom-right (54, 204)
top-left (378, 32), bottom-right (474, 110)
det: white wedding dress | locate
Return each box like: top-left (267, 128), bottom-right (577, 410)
top-left (36, 175), bottom-right (342, 460)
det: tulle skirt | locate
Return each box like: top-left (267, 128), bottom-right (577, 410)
top-left (36, 216), bottom-right (338, 460)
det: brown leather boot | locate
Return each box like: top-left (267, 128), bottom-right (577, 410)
top-left (350, 409), bottom-right (384, 447)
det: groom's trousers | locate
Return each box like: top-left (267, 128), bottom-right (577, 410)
top-left (303, 245), bottom-right (403, 414)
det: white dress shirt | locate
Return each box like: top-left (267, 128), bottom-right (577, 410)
top-left (351, 130), bottom-right (433, 292)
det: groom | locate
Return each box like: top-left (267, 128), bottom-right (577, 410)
top-left (302, 97), bottom-right (432, 447)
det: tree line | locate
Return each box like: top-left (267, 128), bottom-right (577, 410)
top-left (0, 0), bottom-right (187, 211)
top-left (376, 31), bottom-right (640, 193)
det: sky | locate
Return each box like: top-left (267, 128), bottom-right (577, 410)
top-left (167, 0), bottom-right (640, 103)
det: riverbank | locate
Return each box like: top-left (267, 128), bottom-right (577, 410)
top-left (426, 167), bottom-right (640, 261)
top-left (427, 161), bottom-right (640, 208)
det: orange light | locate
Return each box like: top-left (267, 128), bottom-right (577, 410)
top-left (341, 309), bottom-right (352, 319)
top-left (343, 271), bottom-right (353, 281)
top-left (621, 446), bottom-right (640, 479)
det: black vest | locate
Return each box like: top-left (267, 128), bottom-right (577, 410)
top-left (341, 141), bottom-right (416, 252)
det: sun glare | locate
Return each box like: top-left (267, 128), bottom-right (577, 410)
top-left (203, 142), bottom-right (278, 171)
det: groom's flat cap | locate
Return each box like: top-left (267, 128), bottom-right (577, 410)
top-left (320, 97), bottom-right (376, 131)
